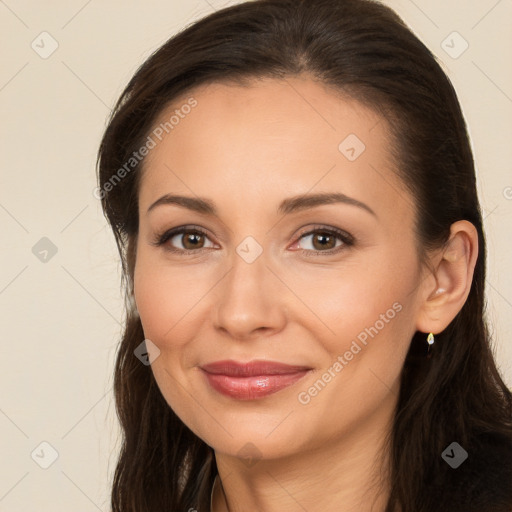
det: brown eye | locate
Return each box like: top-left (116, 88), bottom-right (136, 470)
top-left (154, 226), bottom-right (216, 253)
top-left (298, 230), bottom-right (343, 252)
top-left (177, 231), bottom-right (206, 250)
top-left (294, 226), bottom-right (354, 255)
top-left (311, 232), bottom-right (337, 250)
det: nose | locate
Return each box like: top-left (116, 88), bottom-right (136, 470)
top-left (212, 248), bottom-right (287, 341)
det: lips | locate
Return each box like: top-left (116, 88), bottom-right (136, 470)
top-left (200, 360), bottom-right (312, 400)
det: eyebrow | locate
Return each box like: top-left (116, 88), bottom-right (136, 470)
top-left (146, 192), bottom-right (376, 218)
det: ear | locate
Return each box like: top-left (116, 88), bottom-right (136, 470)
top-left (415, 220), bottom-right (479, 335)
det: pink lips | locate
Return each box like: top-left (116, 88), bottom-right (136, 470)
top-left (200, 360), bottom-right (312, 400)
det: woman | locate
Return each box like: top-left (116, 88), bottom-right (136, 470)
top-left (96, 0), bottom-right (512, 510)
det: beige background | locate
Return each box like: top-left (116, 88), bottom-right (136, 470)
top-left (1, 0), bottom-right (511, 510)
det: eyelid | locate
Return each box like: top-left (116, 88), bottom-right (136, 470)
top-left (294, 224), bottom-right (354, 244)
top-left (151, 223), bottom-right (354, 255)
top-left (150, 225), bottom-right (216, 252)
top-left (289, 224), bottom-right (354, 254)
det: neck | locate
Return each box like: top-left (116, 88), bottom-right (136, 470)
top-left (211, 393), bottom-right (395, 512)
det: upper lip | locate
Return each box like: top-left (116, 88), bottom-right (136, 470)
top-left (200, 360), bottom-right (312, 377)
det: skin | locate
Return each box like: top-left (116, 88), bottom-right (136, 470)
top-left (133, 75), bottom-right (478, 512)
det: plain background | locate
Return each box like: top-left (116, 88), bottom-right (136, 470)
top-left (1, 0), bottom-right (511, 510)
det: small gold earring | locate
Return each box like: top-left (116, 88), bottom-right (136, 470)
top-left (426, 332), bottom-right (435, 358)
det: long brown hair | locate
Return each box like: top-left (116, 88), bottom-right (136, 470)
top-left (96, 1), bottom-right (512, 510)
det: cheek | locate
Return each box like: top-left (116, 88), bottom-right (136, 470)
top-left (298, 279), bottom-right (416, 429)
top-left (293, 258), bottom-right (406, 332)
top-left (303, 251), bottom-right (419, 375)
top-left (133, 249), bottom-right (215, 350)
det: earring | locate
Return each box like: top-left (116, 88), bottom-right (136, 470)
top-left (426, 332), bottom-right (434, 358)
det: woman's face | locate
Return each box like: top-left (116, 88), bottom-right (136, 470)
top-left (134, 76), bottom-right (429, 461)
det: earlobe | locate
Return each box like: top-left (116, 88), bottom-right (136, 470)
top-left (415, 220), bottom-right (479, 334)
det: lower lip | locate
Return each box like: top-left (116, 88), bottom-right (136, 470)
top-left (201, 370), bottom-right (310, 400)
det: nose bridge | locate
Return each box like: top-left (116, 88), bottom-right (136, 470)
top-left (226, 230), bottom-right (268, 289)
top-left (212, 236), bottom-right (285, 338)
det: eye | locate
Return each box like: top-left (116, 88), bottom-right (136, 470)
top-left (291, 225), bottom-right (354, 255)
top-left (152, 225), bottom-right (216, 253)
top-left (151, 224), bottom-right (354, 256)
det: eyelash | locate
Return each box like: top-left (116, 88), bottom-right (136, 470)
top-left (150, 224), bottom-right (354, 256)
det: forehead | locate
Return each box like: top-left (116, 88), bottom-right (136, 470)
top-left (139, 76), bottom-right (412, 223)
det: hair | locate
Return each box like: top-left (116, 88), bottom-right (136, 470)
top-left (96, 0), bottom-right (512, 510)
